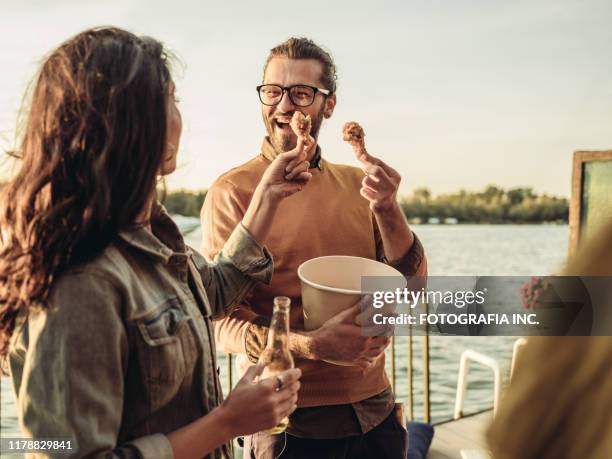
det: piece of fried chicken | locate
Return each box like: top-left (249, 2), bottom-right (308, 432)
top-left (290, 111), bottom-right (312, 140)
top-left (342, 121), bottom-right (368, 160)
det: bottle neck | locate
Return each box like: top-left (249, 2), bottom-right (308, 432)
top-left (266, 306), bottom-right (290, 350)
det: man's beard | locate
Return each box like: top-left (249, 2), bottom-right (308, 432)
top-left (265, 104), bottom-right (325, 154)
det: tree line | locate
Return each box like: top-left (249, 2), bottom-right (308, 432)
top-left (0, 182), bottom-right (568, 224)
top-left (157, 189), bottom-right (208, 218)
top-left (159, 185), bottom-right (568, 224)
top-left (400, 186), bottom-right (568, 223)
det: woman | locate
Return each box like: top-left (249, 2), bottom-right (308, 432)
top-left (487, 219), bottom-right (612, 459)
top-left (0, 27), bottom-right (313, 458)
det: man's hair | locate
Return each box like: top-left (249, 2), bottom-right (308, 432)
top-left (264, 37), bottom-right (337, 93)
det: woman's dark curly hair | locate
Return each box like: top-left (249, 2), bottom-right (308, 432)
top-left (0, 27), bottom-right (172, 370)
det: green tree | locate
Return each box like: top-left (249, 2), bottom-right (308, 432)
top-left (399, 186), bottom-right (567, 224)
top-left (159, 189), bottom-right (208, 217)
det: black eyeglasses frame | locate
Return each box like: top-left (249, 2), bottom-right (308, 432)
top-left (256, 84), bottom-right (331, 107)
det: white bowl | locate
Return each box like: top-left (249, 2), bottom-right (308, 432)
top-left (297, 255), bottom-right (407, 331)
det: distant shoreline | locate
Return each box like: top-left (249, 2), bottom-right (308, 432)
top-left (408, 221), bottom-right (568, 225)
top-left (161, 185), bottom-right (569, 225)
top-left (0, 182), bottom-right (569, 224)
top-left (173, 213), bottom-right (569, 227)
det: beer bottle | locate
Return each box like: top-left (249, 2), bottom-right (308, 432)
top-left (257, 296), bottom-right (295, 434)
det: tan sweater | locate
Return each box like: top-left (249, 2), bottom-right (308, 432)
top-left (201, 138), bottom-right (427, 407)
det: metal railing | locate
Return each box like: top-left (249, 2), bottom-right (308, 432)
top-left (510, 337), bottom-right (528, 379)
top-left (225, 305), bottom-right (436, 424)
top-left (453, 349), bottom-right (502, 419)
top-left (223, 309), bottom-right (523, 425)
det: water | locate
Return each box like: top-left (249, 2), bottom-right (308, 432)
top-left (1, 224), bottom-right (568, 437)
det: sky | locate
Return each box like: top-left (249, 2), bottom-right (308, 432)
top-left (0, 0), bottom-right (611, 197)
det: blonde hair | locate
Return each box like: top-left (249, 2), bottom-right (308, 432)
top-left (264, 37), bottom-right (337, 93)
top-left (565, 219), bottom-right (612, 275)
top-left (487, 219), bottom-right (612, 458)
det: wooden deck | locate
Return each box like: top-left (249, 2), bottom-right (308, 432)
top-left (427, 410), bottom-right (493, 459)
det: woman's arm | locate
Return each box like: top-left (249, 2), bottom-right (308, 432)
top-left (195, 137), bottom-right (313, 319)
top-left (241, 135), bottom-right (312, 245)
top-left (13, 272), bottom-right (300, 459)
top-left (168, 364), bottom-right (300, 459)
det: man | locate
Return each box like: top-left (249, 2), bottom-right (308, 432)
top-left (201, 37), bottom-right (427, 458)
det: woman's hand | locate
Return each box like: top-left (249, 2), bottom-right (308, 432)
top-left (258, 135), bottom-right (314, 202)
top-left (217, 363), bottom-right (301, 437)
top-left (241, 136), bottom-right (314, 244)
top-left (167, 364), bottom-right (301, 458)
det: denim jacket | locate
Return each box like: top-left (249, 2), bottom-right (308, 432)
top-left (8, 203), bottom-right (273, 458)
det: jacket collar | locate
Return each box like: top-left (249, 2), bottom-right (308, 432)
top-left (117, 202), bottom-right (191, 263)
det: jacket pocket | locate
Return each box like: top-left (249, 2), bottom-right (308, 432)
top-left (135, 297), bottom-right (196, 397)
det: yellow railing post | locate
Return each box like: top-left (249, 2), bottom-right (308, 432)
top-left (228, 353), bottom-right (233, 388)
top-left (407, 333), bottom-right (414, 422)
top-left (423, 301), bottom-right (431, 424)
top-left (227, 353), bottom-right (234, 457)
top-left (391, 336), bottom-right (396, 393)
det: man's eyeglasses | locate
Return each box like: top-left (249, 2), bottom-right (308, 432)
top-left (256, 84), bottom-right (331, 107)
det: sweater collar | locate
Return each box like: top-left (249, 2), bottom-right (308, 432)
top-left (261, 137), bottom-right (323, 171)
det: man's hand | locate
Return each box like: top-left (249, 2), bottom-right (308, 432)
top-left (341, 121), bottom-right (416, 264)
top-left (310, 301), bottom-right (391, 370)
top-left (355, 148), bottom-right (415, 263)
top-left (357, 150), bottom-right (402, 215)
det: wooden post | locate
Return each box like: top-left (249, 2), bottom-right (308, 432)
top-left (569, 150), bottom-right (612, 257)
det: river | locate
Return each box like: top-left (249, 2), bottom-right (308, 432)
top-left (1, 224), bottom-right (568, 436)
